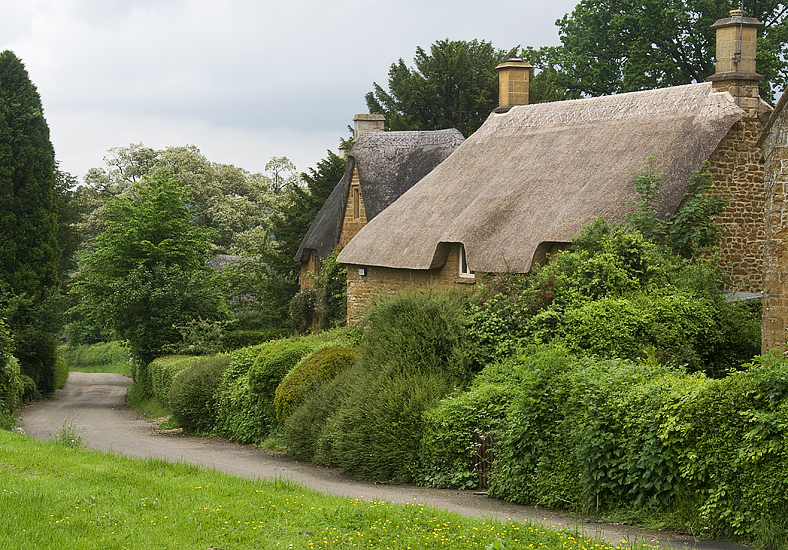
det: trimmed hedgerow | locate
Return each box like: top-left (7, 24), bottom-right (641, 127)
top-left (168, 355), bottom-right (231, 434)
top-left (247, 339), bottom-right (321, 398)
top-left (214, 330), bottom-right (359, 444)
top-left (274, 347), bottom-right (358, 421)
top-left (148, 355), bottom-right (201, 406)
top-left (214, 343), bottom-right (270, 443)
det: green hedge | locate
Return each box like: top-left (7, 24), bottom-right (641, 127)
top-left (274, 347), bottom-right (359, 421)
top-left (168, 355), bottom-right (231, 434)
top-left (0, 319), bottom-right (22, 429)
top-left (247, 339), bottom-right (318, 397)
top-left (417, 356), bottom-right (524, 489)
top-left (487, 346), bottom-right (788, 549)
top-left (289, 290), bottom-right (473, 482)
top-left (148, 355), bottom-right (201, 406)
top-left (58, 341), bottom-right (130, 371)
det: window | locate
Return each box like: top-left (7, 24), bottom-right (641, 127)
top-left (459, 244), bottom-right (475, 278)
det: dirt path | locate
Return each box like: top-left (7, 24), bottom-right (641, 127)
top-left (19, 372), bottom-right (749, 550)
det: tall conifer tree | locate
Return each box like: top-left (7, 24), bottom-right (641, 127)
top-left (0, 50), bottom-right (61, 393)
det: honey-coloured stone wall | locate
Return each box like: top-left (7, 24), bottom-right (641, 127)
top-left (706, 116), bottom-right (767, 291)
top-left (346, 244), bottom-right (477, 323)
top-left (760, 100), bottom-right (788, 350)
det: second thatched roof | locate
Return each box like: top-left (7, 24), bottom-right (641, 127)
top-left (337, 82), bottom-right (746, 273)
top-left (295, 129), bottom-right (464, 262)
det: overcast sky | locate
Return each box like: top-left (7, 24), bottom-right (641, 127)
top-left (2, 0), bottom-right (580, 182)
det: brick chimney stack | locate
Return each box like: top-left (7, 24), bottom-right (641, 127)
top-left (707, 9), bottom-right (763, 117)
top-left (495, 57), bottom-right (532, 110)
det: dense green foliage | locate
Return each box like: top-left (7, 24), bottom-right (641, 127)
top-left (468, 219), bottom-right (760, 377)
top-left (553, 0), bottom-right (788, 102)
top-left (71, 174), bottom-right (225, 364)
top-left (275, 347), bottom-right (359, 421)
top-left (486, 346), bottom-right (788, 550)
top-left (214, 344), bottom-right (270, 443)
top-left (0, 319), bottom-right (22, 428)
top-left (148, 355), bottom-right (201, 406)
top-left (314, 247), bottom-right (348, 330)
top-left (417, 356), bottom-right (525, 489)
top-left (286, 291), bottom-right (473, 481)
top-left (247, 339), bottom-right (319, 397)
top-left (0, 50), bottom-right (63, 394)
top-left (168, 355), bottom-right (231, 433)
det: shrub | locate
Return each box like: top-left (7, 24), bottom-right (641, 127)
top-left (417, 355), bottom-right (525, 489)
top-left (215, 341), bottom-right (299, 444)
top-left (289, 289), bottom-right (317, 334)
top-left (487, 345), bottom-right (788, 550)
top-left (168, 355), bottom-right (231, 433)
top-left (314, 247), bottom-right (347, 330)
top-left (53, 353), bottom-right (68, 389)
top-left (274, 347), bottom-right (359, 421)
top-left (1, 319), bottom-right (22, 428)
top-left (299, 290), bottom-right (473, 482)
top-left (148, 355), bottom-right (201, 406)
top-left (285, 363), bottom-right (360, 462)
top-left (247, 339), bottom-right (319, 398)
top-left (360, 289), bottom-right (472, 381)
top-left (323, 369), bottom-right (455, 482)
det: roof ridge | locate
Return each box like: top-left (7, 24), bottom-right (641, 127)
top-left (479, 82), bottom-right (743, 136)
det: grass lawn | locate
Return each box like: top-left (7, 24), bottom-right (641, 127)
top-left (0, 429), bottom-right (650, 550)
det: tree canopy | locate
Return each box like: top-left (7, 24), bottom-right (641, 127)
top-left (71, 174), bottom-right (224, 363)
top-left (81, 143), bottom-right (283, 254)
top-left (365, 39), bottom-right (517, 137)
top-left (554, 0), bottom-right (788, 101)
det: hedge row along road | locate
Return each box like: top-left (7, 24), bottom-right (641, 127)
top-left (19, 372), bottom-right (749, 550)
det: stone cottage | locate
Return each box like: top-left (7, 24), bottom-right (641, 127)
top-left (337, 10), bottom-right (772, 321)
top-left (295, 115), bottom-right (464, 288)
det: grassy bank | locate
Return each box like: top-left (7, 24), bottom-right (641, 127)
top-left (0, 429), bottom-right (645, 550)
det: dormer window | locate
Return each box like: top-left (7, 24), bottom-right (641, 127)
top-left (459, 244), bottom-right (475, 278)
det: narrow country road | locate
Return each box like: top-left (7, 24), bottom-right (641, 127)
top-left (19, 372), bottom-right (749, 550)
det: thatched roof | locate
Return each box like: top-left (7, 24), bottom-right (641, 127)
top-left (337, 82), bottom-right (746, 273)
top-left (295, 129), bottom-right (464, 262)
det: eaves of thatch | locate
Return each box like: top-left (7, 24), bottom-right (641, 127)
top-left (294, 129), bottom-right (464, 262)
top-left (337, 82), bottom-right (746, 274)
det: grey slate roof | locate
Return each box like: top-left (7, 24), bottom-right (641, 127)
top-left (294, 129), bottom-right (464, 262)
top-left (337, 82), bottom-right (747, 273)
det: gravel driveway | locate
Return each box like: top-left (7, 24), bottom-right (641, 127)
top-left (18, 372), bottom-right (750, 550)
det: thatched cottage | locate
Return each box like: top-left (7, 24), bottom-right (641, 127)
top-left (295, 116), bottom-right (464, 288)
top-left (758, 90), bottom-right (788, 350)
top-left (337, 10), bottom-right (772, 321)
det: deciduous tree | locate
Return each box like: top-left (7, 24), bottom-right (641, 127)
top-left (554, 0), bottom-right (788, 101)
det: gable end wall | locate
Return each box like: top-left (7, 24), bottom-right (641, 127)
top-left (706, 117), bottom-right (766, 291)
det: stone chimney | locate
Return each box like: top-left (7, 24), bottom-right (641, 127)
top-left (707, 9), bottom-right (763, 117)
top-left (495, 57), bottom-right (533, 111)
top-left (353, 114), bottom-right (385, 139)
